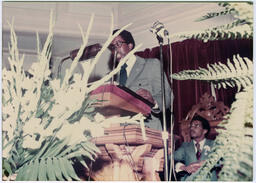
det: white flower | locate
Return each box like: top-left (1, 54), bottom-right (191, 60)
top-left (48, 103), bottom-right (66, 118)
top-left (23, 117), bottom-right (43, 135)
top-left (2, 142), bottom-right (12, 158)
top-left (204, 145), bottom-right (211, 155)
top-left (22, 135), bottom-right (43, 149)
top-left (2, 103), bottom-right (15, 117)
top-left (94, 113), bottom-right (106, 123)
top-left (56, 118), bottom-right (93, 145)
top-left (80, 116), bottom-right (104, 137)
top-left (2, 116), bottom-right (16, 140)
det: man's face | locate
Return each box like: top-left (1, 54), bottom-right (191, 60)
top-left (190, 120), bottom-right (207, 139)
top-left (110, 35), bottom-right (133, 62)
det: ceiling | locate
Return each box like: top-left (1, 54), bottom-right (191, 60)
top-left (2, 2), bottom-right (233, 59)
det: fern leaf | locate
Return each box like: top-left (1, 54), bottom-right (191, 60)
top-left (29, 159), bottom-right (39, 180)
top-left (62, 158), bottom-right (81, 180)
top-left (58, 158), bottom-right (73, 181)
top-left (76, 156), bottom-right (89, 169)
top-left (57, 144), bottom-right (77, 158)
top-left (15, 164), bottom-right (26, 180)
top-left (195, 9), bottom-right (234, 22)
top-left (16, 162), bottom-right (32, 180)
top-left (3, 159), bottom-right (13, 176)
top-left (81, 141), bottom-right (101, 155)
top-left (44, 138), bottom-right (68, 157)
top-left (46, 158), bottom-right (56, 180)
top-left (38, 159), bottom-right (47, 181)
top-left (52, 157), bottom-right (65, 180)
top-left (172, 55), bottom-right (252, 91)
top-left (65, 149), bottom-right (94, 161)
top-left (8, 156), bottom-right (17, 170)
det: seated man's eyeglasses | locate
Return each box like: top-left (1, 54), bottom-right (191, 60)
top-left (189, 123), bottom-right (202, 128)
top-left (109, 40), bottom-right (127, 50)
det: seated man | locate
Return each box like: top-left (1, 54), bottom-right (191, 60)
top-left (174, 115), bottom-right (217, 181)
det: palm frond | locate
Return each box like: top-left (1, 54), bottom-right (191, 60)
top-left (15, 136), bottom-right (99, 180)
top-left (172, 55), bottom-right (253, 92)
top-left (176, 23), bottom-right (252, 42)
top-left (171, 2), bottom-right (253, 42)
top-left (195, 8), bottom-right (236, 22)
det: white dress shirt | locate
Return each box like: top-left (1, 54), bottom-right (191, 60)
top-left (121, 54), bottom-right (136, 77)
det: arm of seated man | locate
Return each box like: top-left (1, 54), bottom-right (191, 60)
top-left (177, 161), bottom-right (205, 174)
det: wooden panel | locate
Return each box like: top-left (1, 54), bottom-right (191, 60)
top-left (92, 124), bottom-right (172, 148)
top-left (90, 84), bottom-right (153, 116)
top-left (87, 125), bottom-right (173, 181)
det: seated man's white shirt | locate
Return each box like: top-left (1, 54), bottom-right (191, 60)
top-left (193, 139), bottom-right (205, 153)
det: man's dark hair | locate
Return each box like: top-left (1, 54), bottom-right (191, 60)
top-left (112, 29), bottom-right (135, 49)
top-left (191, 115), bottom-right (211, 137)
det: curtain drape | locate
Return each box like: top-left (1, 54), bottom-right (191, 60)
top-left (135, 39), bottom-right (253, 135)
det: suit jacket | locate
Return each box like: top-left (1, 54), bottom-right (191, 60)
top-left (119, 55), bottom-right (173, 130)
top-left (174, 139), bottom-right (217, 181)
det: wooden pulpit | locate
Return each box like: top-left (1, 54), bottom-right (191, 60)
top-left (87, 125), bottom-right (172, 181)
top-left (86, 84), bottom-right (172, 181)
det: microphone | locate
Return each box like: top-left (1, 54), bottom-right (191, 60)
top-left (150, 21), bottom-right (169, 40)
top-left (70, 43), bottom-right (102, 61)
top-left (57, 43), bottom-right (102, 78)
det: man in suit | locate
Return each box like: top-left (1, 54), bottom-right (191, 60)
top-left (173, 115), bottom-right (217, 181)
top-left (109, 29), bottom-right (173, 130)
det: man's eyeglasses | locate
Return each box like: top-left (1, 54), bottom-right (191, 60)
top-left (189, 123), bottom-right (202, 128)
top-left (109, 40), bottom-right (127, 50)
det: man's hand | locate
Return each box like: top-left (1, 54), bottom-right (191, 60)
top-left (180, 161), bottom-right (205, 174)
top-left (136, 88), bottom-right (155, 104)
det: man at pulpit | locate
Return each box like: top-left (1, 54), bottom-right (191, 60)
top-left (174, 115), bottom-right (217, 181)
top-left (109, 29), bottom-right (172, 130)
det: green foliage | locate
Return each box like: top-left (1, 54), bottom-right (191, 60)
top-left (172, 2), bottom-right (253, 42)
top-left (171, 2), bottom-right (253, 181)
top-left (67, 96), bottom-right (97, 123)
top-left (15, 138), bottom-right (100, 181)
top-left (172, 54), bottom-right (253, 92)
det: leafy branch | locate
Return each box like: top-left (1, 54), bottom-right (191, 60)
top-left (172, 55), bottom-right (253, 92)
top-left (171, 2), bottom-right (253, 42)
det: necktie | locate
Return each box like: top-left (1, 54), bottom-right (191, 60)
top-left (195, 142), bottom-right (201, 160)
top-left (119, 63), bottom-right (128, 86)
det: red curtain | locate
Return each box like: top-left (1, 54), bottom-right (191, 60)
top-left (135, 39), bottom-right (253, 134)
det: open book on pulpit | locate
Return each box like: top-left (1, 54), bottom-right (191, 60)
top-left (89, 84), bottom-right (154, 117)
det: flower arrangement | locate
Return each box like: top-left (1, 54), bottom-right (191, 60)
top-left (2, 12), bottom-right (145, 181)
top-left (172, 2), bottom-right (253, 181)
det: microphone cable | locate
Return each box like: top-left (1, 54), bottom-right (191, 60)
top-left (122, 123), bottom-right (140, 181)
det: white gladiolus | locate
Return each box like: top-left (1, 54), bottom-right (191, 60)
top-left (3, 116), bottom-right (16, 141)
top-left (56, 119), bottom-right (92, 145)
top-left (2, 143), bottom-right (13, 158)
top-left (2, 12), bottom-right (151, 181)
top-left (23, 117), bottom-right (44, 135)
top-left (48, 103), bottom-right (66, 118)
top-left (80, 116), bottom-right (105, 137)
top-left (22, 135), bottom-right (43, 149)
top-left (94, 113), bottom-right (106, 123)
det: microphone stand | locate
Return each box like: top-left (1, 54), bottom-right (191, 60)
top-left (156, 35), bottom-right (169, 181)
top-left (111, 50), bottom-right (117, 84)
